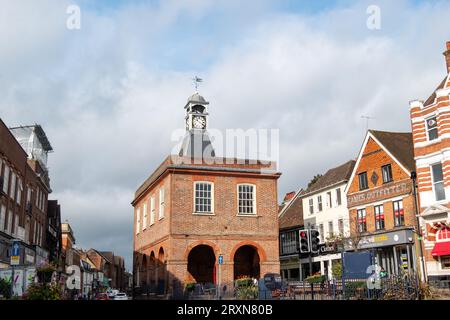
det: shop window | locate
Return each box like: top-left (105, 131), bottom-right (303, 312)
top-left (357, 209), bottom-right (367, 233)
top-left (426, 116), bottom-right (438, 141)
top-left (280, 230), bottom-right (298, 255)
top-left (442, 257), bottom-right (450, 270)
top-left (393, 200), bottom-right (404, 226)
top-left (375, 205), bottom-right (385, 230)
top-left (381, 164), bottom-right (393, 183)
top-left (437, 227), bottom-right (450, 242)
top-left (358, 172), bottom-right (368, 190)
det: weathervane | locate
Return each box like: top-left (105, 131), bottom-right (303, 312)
top-left (192, 76), bottom-right (203, 92)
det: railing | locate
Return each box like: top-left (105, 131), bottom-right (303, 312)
top-left (182, 274), bottom-right (419, 300)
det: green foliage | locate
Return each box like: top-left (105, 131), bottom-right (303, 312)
top-left (305, 274), bottom-right (327, 284)
top-left (185, 283), bottom-right (195, 292)
top-left (235, 277), bottom-right (258, 300)
top-left (0, 278), bottom-right (12, 299)
top-left (332, 261), bottom-right (342, 279)
top-left (25, 283), bottom-right (61, 300)
top-left (343, 281), bottom-right (367, 300)
top-left (307, 174), bottom-right (323, 189)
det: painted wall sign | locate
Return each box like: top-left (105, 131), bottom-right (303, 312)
top-left (347, 180), bottom-right (412, 207)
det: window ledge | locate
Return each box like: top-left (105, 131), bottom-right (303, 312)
top-left (192, 212), bottom-right (215, 216)
top-left (237, 214), bottom-right (258, 217)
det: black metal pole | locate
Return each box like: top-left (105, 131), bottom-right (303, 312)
top-left (308, 224), bottom-right (312, 277)
top-left (411, 171), bottom-right (427, 284)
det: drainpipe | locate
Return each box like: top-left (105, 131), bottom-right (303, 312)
top-left (411, 171), bottom-right (427, 283)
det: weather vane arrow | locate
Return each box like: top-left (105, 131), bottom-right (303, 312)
top-left (192, 76), bottom-right (203, 92)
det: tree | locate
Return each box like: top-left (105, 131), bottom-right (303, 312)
top-left (307, 174), bottom-right (323, 189)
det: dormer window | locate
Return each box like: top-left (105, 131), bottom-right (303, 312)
top-left (426, 116), bottom-right (438, 141)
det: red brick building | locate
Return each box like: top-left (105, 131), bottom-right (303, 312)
top-left (132, 92), bottom-right (281, 297)
top-left (409, 41), bottom-right (450, 284)
top-left (0, 120), bottom-right (53, 268)
top-left (346, 130), bottom-right (420, 276)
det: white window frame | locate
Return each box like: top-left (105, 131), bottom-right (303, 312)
top-left (327, 191), bottom-right (332, 208)
top-left (308, 198), bottom-right (314, 214)
top-left (425, 115), bottom-right (439, 142)
top-left (0, 205), bottom-right (5, 232)
top-left (10, 171), bottom-right (16, 200)
top-left (17, 178), bottom-right (23, 205)
top-left (3, 163), bottom-right (9, 194)
top-left (431, 162), bottom-right (445, 202)
top-left (150, 197), bottom-right (155, 225)
top-left (7, 209), bottom-right (12, 235)
top-left (237, 183), bottom-right (256, 216)
top-left (317, 195), bottom-right (322, 212)
top-left (336, 188), bottom-right (342, 206)
top-left (328, 221), bottom-right (334, 238)
top-left (436, 227), bottom-right (450, 243)
top-left (159, 188), bottom-right (165, 219)
top-left (135, 207), bottom-right (141, 235)
top-left (142, 202), bottom-right (147, 230)
top-left (194, 182), bottom-right (214, 214)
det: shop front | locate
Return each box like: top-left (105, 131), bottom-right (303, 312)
top-left (358, 228), bottom-right (417, 275)
top-left (299, 243), bottom-right (342, 280)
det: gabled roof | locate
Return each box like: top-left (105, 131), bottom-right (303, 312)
top-left (304, 160), bottom-right (355, 195)
top-left (369, 130), bottom-right (415, 172)
top-left (345, 130), bottom-right (414, 193)
top-left (278, 189), bottom-right (305, 230)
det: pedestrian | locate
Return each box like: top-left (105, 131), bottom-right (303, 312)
top-left (380, 267), bottom-right (388, 278)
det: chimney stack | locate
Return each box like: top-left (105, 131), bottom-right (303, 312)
top-left (444, 41), bottom-right (450, 74)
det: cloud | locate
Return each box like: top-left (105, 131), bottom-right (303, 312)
top-left (1, 0), bottom-right (449, 270)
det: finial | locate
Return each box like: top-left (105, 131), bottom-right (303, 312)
top-left (192, 76), bottom-right (203, 92)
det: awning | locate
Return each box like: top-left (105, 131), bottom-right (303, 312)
top-left (431, 241), bottom-right (450, 257)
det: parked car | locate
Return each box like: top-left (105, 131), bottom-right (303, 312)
top-left (107, 289), bottom-right (119, 298)
top-left (113, 292), bottom-right (128, 300)
top-left (95, 293), bottom-right (110, 300)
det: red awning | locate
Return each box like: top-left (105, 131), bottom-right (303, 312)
top-left (431, 241), bottom-right (450, 257)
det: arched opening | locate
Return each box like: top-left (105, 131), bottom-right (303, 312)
top-left (141, 255), bottom-right (148, 288)
top-left (437, 226), bottom-right (450, 242)
top-left (187, 245), bottom-right (216, 284)
top-left (149, 251), bottom-right (156, 292)
top-left (157, 248), bottom-right (166, 294)
top-left (233, 245), bottom-right (260, 279)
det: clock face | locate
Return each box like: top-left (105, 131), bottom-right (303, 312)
top-left (192, 116), bottom-right (206, 129)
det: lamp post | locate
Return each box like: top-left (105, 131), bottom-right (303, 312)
top-left (411, 171), bottom-right (427, 283)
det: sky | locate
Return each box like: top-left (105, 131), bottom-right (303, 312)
top-left (0, 0), bottom-right (449, 271)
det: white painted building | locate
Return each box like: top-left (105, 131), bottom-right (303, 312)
top-left (300, 160), bottom-right (355, 280)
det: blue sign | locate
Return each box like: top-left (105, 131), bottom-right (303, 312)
top-left (12, 241), bottom-right (20, 257)
top-left (218, 255), bottom-right (223, 265)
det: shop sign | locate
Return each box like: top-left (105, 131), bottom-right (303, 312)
top-left (358, 229), bottom-right (414, 249)
top-left (347, 181), bottom-right (411, 207)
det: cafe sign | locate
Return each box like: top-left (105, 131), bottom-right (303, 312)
top-left (347, 180), bottom-right (412, 207)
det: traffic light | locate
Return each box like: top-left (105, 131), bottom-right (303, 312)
top-left (310, 229), bottom-right (320, 253)
top-left (299, 229), bottom-right (310, 253)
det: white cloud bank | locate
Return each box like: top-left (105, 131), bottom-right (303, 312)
top-left (1, 0), bottom-right (449, 269)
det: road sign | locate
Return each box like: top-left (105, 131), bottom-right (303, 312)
top-left (10, 241), bottom-right (20, 266)
top-left (218, 255), bottom-right (223, 265)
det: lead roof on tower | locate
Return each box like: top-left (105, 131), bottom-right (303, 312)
top-left (187, 92), bottom-right (209, 104)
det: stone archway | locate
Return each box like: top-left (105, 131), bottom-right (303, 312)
top-left (149, 251), bottom-right (156, 291)
top-left (233, 245), bottom-right (260, 280)
top-left (187, 245), bottom-right (216, 284)
top-left (157, 247), bottom-right (166, 294)
top-left (141, 255), bottom-right (148, 288)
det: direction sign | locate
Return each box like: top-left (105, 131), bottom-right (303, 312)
top-left (218, 255), bottom-right (223, 265)
top-left (10, 241), bottom-right (20, 266)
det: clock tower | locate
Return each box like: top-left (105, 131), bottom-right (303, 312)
top-left (179, 92), bottom-right (216, 158)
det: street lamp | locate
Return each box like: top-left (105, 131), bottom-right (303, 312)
top-left (410, 171), bottom-right (427, 283)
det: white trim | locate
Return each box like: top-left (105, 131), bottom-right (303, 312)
top-left (236, 183), bottom-right (257, 216)
top-left (150, 196), bottom-right (155, 225)
top-left (193, 181), bottom-right (214, 214)
top-left (345, 131), bottom-right (411, 194)
top-left (159, 187), bottom-right (165, 220)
